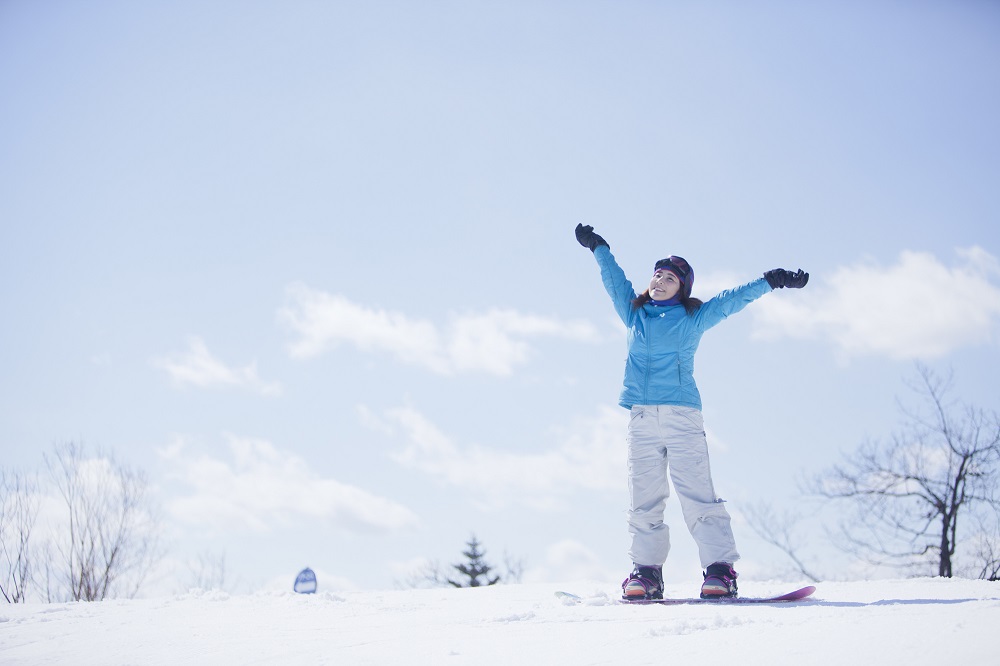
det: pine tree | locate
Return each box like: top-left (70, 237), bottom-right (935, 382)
top-left (446, 536), bottom-right (500, 588)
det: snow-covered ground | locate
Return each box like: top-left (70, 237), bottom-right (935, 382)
top-left (1, 578), bottom-right (997, 665)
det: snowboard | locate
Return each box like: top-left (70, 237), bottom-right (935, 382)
top-left (555, 585), bottom-right (815, 606)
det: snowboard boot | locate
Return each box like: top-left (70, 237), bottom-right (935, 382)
top-left (700, 562), bottom-right (738, 599)
top-left (622, 564), bottom-right (663, 600)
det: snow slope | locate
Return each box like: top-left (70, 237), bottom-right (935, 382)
top-left (1, 578), bottom-right (997, 665)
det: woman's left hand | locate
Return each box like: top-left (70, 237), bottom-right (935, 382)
top-left (764, 268), bottom-right (809, 289)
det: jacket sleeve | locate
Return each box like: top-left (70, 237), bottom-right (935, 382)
top-left (694, 277), bottom-right (773, 331)
top-left (593, 245), bottom-right (638, 325)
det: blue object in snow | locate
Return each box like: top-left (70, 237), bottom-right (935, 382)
top-left (294, 567), bottom-right (317, 594)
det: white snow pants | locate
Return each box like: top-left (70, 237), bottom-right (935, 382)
top-left (626, 405), bottom-right (740, 569)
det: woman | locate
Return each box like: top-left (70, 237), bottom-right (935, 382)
top-left (574, 223), bottom-right (808, 600)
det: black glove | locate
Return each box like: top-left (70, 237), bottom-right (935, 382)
top-left (764, 268), bottom-right (809, 289)
top-left (575, 224), bottom-right (608, 252)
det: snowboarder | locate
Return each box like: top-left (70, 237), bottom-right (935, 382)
top-left (574, 224), bottom-right (809, 600)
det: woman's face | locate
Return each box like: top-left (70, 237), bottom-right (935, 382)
top-left (649, 269), bottom-right (681, 300)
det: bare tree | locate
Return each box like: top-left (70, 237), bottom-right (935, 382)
top-left (185, 549), bottom-right (230, 591)
top-left (970, 508), bottom-right (1000, 581)
top-left (743, 501), bottom-right (822, 582)
top-left (501, 550), bottom-right (526, 584)
top-left (0, 469), bottom-right (40, 603)
top-left (812, 365), bottom-right (1000, 578)
top-left (397, 558), bottom-right (448, 589)
top-left (44, 442), bottom-right (163, 601)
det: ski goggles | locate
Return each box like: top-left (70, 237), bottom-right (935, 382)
top-left (653, 256), bottom-right (693, 283)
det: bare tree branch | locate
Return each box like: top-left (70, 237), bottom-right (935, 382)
top-left (743, 501), bottom-right (822, 582)
top-left (44, 442), bottom-right (164, 601)
top-left (0, 469), bottom-right (40, 603)
top-left (184, 549), bottom-right (230, 591)
top-left (810, 365), bottom-right (1000, 578)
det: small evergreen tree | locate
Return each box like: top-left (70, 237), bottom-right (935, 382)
top-left (447, 536), bottom-right (500, 588)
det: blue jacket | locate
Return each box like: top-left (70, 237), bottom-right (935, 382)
top-left (594, 245), bottom-right (773, 410)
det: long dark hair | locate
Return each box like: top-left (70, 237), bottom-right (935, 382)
top-left (632, 289), bottom-right (703, 314)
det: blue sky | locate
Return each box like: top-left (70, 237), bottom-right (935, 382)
top-left (2, 0), bottom-right (999, 593)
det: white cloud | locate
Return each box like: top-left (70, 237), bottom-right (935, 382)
top-left (751, 246), bottom-right (1000, 360)
top-left (152, 337), bottom-right (282, 396)
top-left (359, 403), bottom-right (625, 510)
top-left (158, 434), bottom-right (420, 534)
top-left (522, 539), bottom-right (619, 584)
top-left (277, 283), bottom-right (601, 376)
top-left (693, 270), bottom-right (748, 301)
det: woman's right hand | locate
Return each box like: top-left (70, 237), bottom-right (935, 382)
top-left (575, 224), bottom-right (608, 252)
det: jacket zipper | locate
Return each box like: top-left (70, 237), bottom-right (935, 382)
top-left (643, 320), bottom-right (651, 403)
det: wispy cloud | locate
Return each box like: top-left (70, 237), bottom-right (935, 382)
top-left (522, 539), bottom-right (620, 584)
top-left (277, 283), bottom-right (601, 376)
top-left (158, 434), bottom-right (420, 534)
top-left (751, 246), bottom-right (1000, 360)
top-left (358, 403), bottom-right (625, 510)
top-left (152, 337), bottom-right (282, 396)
